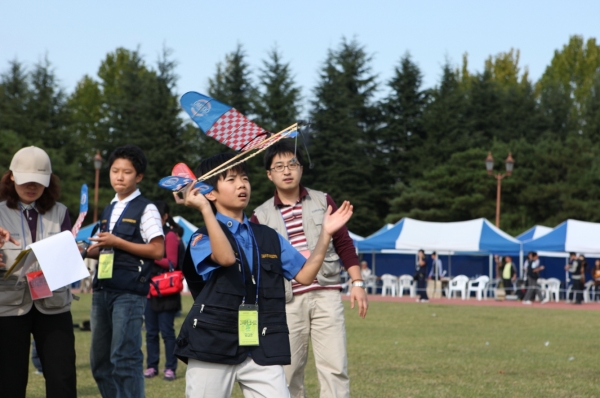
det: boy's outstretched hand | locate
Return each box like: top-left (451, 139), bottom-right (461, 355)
top-left (322, 201), bottom-right (353, 236)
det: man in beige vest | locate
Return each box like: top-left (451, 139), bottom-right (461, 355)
top-left (251, 139), bottom-right (368, 398)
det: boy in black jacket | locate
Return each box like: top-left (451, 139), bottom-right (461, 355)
top-left (88, 145), bottom-right (165, 398)
top-left (175, 153), bottom-right (352, 397)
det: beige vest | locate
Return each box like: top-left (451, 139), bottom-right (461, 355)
top-left (253, 188), bottom-right (342, 301)
top-left (0, 201), bottom-right (72, 316)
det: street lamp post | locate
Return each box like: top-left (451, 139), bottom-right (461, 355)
top-left (485, 152), bottom-right (514, 228)
top-left (93, 151), bottom-right (103, 222)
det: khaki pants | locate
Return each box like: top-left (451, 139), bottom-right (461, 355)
top-left (185, 357), bottom-right (290, 398)
top-left (284, 289), bottom-right (349, 398)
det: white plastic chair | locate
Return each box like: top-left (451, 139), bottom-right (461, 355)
top-left (467, 276), bottom-right (489, 300)
top-left (397, 274), bottom-right (417, 298)
top-left (365, 275), bottom-right (378, 294)
top-left (380, 274), bottom-right (398, 296)
top-left (536, 278), bottom-right (547, 300)
top-left (584, 280), bottom-right (595, 303)
top-left (544, 278), bottom-right (561, 302)
top-left (448, 275), bottom-right (469, 300)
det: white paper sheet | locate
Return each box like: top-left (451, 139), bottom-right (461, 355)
top-left (26, 231), bottom-right (90, 291)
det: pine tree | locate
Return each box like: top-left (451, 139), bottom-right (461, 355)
top-left (380, 53), bottom-right (428, 183)
top-left (419, 62), bottom-right (469, 171)
top-left (254, 48), bottom-right (302, 133)
top-left (0, 60), bottom-right (31, 138)
top-left (251, 48), bottom-right (303, 206)
top-left (208, 44), bottom-right (255, 116)
top-left (306, 38), bottom-right (382, 235)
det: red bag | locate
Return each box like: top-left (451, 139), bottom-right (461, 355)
top-left (149, 261), bottom-right (184, 297)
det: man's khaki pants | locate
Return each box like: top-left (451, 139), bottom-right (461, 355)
top-left (284, 289), bottom-right (349, 398)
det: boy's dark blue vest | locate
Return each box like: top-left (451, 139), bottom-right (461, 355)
top-left (92, 196), bottom-right (154, 296)
top-left (175, 221), bottom-right (290, 366)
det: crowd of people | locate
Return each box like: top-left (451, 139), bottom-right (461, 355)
top-left (0, 142), bottom-right (365, 398)
top-left (358, 250), bottom-right (597, 305)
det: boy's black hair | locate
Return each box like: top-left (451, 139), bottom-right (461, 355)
top-left (263, 139), bottom-right (304, 170)
top-left (196, 153), bottom-right (249, 214)
top-left (108, 144), bottom-right (147, 175)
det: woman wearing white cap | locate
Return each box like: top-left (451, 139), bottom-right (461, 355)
top-left (0, 146), bottom-right (77, 397)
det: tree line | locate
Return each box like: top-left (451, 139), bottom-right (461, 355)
top-left (1, 36), bottom-right (600, 237)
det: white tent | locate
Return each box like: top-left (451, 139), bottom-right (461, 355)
top-left (523, 219), bottom-right (600, 254)
top-left (357, 218), bottom-right (521, 253)
top-left (356, 218), bottom-right (522, 282)
top-left (516, 225), bottom-right (553, 242)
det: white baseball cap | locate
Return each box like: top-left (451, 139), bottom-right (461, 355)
top-left (9, 146), bottom-right (52, 187)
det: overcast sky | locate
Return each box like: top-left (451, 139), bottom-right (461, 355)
top-left (2, 0), bottom-right (599, 115)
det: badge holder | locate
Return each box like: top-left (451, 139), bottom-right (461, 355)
top-left (238, 303), bottom-right (259, 346)
top-left (27, 270), bottom-right (53, 300)
top-left (98, 248), bottom-right (115, 279)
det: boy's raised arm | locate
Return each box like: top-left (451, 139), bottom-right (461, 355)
top-left (184, 186), bottom-right (236, 267)
top-left (294, 201), bottom-right (353, 285)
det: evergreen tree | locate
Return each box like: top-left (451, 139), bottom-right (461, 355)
top-left (208, 44), bottom-right (255, 116)
top-left (419, 62), bottom-right (469, 170)
top-left (251, 48), bottom-right (303, 206)
top-left (0, 58), bottom-right (83, 219)
top-left (0, 60), bottom-right (31, 138)
top-left (306, 38), bottom-right (382, 235)
top-left (254, 48), bottom-right (302, 133)
top-left (204, 44), bottom-right (302, 213)
top-left (380, 53), bottom-right (427, 183)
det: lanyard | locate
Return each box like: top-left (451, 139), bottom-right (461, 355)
top-left (104, 201), bottom-right (131, 233)
top-left (19, 205), bottom-right (43, 249)
top-left (231, 223), bottom-right (261, 305)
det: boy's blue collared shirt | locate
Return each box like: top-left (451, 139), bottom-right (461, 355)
top-left (190, 212), bottom-right (305, 281)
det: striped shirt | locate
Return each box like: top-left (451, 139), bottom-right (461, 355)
top-left (279, 196), bottom-right (343, 295)
top-left (108, 189), bottom-right (164, 243)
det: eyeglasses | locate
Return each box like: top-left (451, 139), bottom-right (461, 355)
top-left (270, 162), bottom-right (301, 173)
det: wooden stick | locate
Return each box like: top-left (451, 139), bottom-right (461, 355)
top-left (194, 123), bottom-right (298, 183)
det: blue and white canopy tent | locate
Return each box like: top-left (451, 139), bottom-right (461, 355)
top-left (347, 223), bottom-right (393, 251)
top-left (348, 231), bottom-right (364, 246)
top-left (523, 219), bottom-right (600, 254)
top-left (521, 220), bottom-right (600, 282)
top-left (516, 225), bottom-right (568, 277)
top-left (356, 218), bottom-right (522, 280)
top-left (516, 225), bottom-right (553, 242)
top-left (357, 218), bottom-right (521, 254)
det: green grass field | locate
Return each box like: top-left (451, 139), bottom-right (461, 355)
top-left (26, 294), bottom-right (599, 397)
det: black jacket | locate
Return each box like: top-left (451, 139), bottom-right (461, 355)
top-left (175, 221), bottom-right (291, 366)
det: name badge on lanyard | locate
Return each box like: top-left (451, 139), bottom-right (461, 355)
top-left (238, 303), bottom-right (259, 346)
top-left (232, 224), bottom-right (261, 346)
top-left (97, 248), bottom-right (115, 279)
top-left (97, 201), bottom-right (129, 279)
